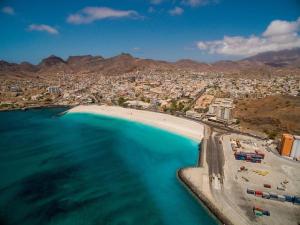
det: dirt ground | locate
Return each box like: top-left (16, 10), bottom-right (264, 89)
top-left (233, 95), bottom-right (300, 138)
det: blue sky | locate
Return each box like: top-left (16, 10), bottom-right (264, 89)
top-left (1, 0), bottom-right (300, 63)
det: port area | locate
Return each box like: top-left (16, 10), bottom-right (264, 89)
top-left (178, 126), bottom-right (300, 225)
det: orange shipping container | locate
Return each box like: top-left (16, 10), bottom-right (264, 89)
top-left (280, 134), bottom-right (294, 156)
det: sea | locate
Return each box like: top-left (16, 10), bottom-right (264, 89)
top-left (0, 108), bottom-right (219, 225)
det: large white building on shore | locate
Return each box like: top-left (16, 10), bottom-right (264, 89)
top-left (207, 98), bottom-right (234, 123)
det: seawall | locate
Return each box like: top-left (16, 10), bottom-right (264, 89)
top-left (177, 168), bottom-right (233, 225)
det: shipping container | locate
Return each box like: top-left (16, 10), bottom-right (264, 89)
top-left (235, 152), bottom-right (246, 157)
top-left (255, 190), bottom-right (263, 196)
top-left (247, 188), bottom-right (255, 194)
top-left (290, 135), bottom-right (300, 159)
top-left (277, 195), bottom-right (285, 202)
top-left (284, 195), bottom-right (295, 203)
top-left (294, 196), bottom-right (300, 205)
top-left (252, 155), bottom-right (263, 159)
top-left (253, 206), bottom-right (263, 212)
top-left (254, 211), bottom-right (263, 217)
top-left (235, 151), bottom-right (263, 162)
top-left (255, 150), bottom-right (265, 159)
top-left (280, 134), bottom-right (294, 156)
top-left (270, 192), bottom-right (278, 199)
top-left (262, 192), bottom-right (270, 199)
top-left (236, 157), bottom-right (245, 160)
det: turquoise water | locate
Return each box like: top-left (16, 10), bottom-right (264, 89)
top-left (0, 108), bottom-right (218, 225)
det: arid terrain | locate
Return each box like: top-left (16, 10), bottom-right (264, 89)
top-left (234, 95), bottom-right (300, 138)
top-left (1, 48), bottom-right (300, 78)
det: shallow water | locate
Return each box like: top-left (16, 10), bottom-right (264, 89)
top-left (0, 108), bottom-right (218, 225)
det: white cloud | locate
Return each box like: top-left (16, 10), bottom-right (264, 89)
top-left (67, 7), bottom-right (139, 24)
top-left (263, 18), bottom-right (300, 37)
top-left (197, 17), bottom-right (300, 56)
top-left (133, 47), bottom-right (141, 51)
top-left (1, 6), bottom-right (15, 15)
top-left (169, 6), bottom-right (184, 16)
top-left (28, 24), bottom-right (59, 35)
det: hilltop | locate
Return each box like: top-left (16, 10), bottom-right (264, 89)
top-left (1, 48), bottom-right (300, 78)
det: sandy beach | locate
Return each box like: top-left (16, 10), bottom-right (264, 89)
top-left (67, 105), bottom-right (204, 141)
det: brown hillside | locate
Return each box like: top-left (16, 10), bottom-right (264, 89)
top-left (1, 48), bottom-right (300, 78)
top-left (234, 95), bottom-right (300, 138)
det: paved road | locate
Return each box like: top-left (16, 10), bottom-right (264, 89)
top-left (206, 129), bottom-right (225, 183)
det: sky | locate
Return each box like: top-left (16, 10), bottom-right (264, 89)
top-left (0, 0), bottom-right (300, 64)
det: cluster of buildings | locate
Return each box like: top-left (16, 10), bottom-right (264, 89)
top-left (0, 69), bottom-right (299, 125)
top-left (207, 98), bottom-right (234, 124)
top-left (1, 69), bottom-right (299, 110)
top-left (186, 97), bottom-right (235, 125)
top-left (212, 76), bottom-right (300, 99)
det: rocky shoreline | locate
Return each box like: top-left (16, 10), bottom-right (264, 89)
top-left (0, 104), bottom-right (73, 112)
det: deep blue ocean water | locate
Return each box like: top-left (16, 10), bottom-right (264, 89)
top-left (0, 108), bottom-right (218, 225)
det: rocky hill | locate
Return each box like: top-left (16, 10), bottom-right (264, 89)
top-left (243, 48), bottom-right (300, 68)
top-left (1, 48), bottom-right (300, 78)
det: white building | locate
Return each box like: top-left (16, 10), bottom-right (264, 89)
top-left (186, 110), bottom-right (202, 119)
top-left (125, 100), bottom-right (150, 109)
top-left (207, 98), bottom-right (234, 123)
top-left (47, 86), bottom-right (61, 94)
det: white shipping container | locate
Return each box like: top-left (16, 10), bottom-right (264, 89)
top-left (290, 136), bottom-right (300, 159)
top-left (277, 195), bottom-right (286, 202)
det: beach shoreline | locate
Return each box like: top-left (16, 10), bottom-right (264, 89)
top-left (67, 105), bottom-right (204, 142)
top-left (66, 105), bottom-right (235, 225)
top-left (5, 104), bottom-right (236, 224)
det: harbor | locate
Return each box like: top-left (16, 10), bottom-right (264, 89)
top-left (178, 126), bottom-right (300, 225)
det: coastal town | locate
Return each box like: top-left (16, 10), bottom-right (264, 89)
top-left (1, 56), bottom-right (300, 225)
top-left (1, 1), bottom-right (300, 225)
top-left (1, 63), bottom-right (299, 137)
top-left (1, 68), bottom-right (299, 113)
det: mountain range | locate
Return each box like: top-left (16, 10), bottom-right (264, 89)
top-left (1, 48), bottom-right (300, 78)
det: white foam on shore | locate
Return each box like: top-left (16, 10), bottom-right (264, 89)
top-left (67, 105), bottom-right (204, 141)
